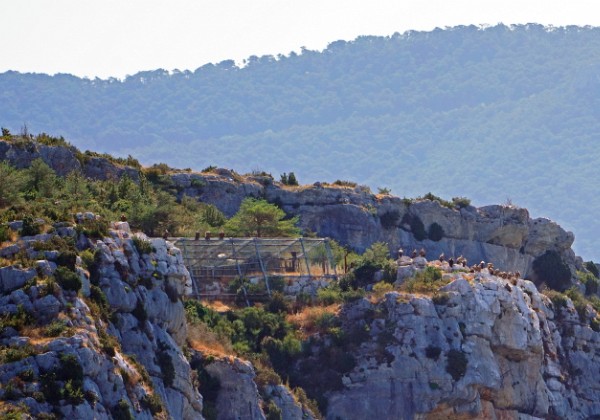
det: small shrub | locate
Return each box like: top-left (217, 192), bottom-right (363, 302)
top-left (58, 353), bottom-right (84, 384)
top-left (292, 387), bottom-right (322, 419)
top-left (280, 172), bottom-right (299, 186)
top-left (40, 372), bottom-right (61, 403)
top-left (585, 261), bottom-right (600, 279)
top-left (566, 287), bottom-right (588, 320)
top-left (446, 349), bottom-right (468, 381)
top-left (112, 398), bottom-right (134, 420)
top-left (402, 266), bottom-right (444, 294)
top-left (429, 381), bottom-right (440, 390)
top-left (132, 237), bottom-right (153, 255)
top-left (90, 285), bottom-right (111, 319)
top-left (265, 400), bottom-right (283, 420)
top-left (254, 363), bottom-right (282, 391)
top-left (372, 281), bottom-right (394, 297)
top-left (21, 215), bottom-right (42, 236)
top-left (44, 320), bottom-right (68, 337)
top-left (451, 196), bottom-right (471, 209)
top-left (200, 204), bottom-right (226, 227)
top-left (54, 266), bottom-right (82, 292)
top-left (64, 379), bottom-right (84, 405)
top-left (268, 276), bottom-right (286, 293)
top-left (267, 292), bottom-right (290, 314)
top-left (317, 287), bottom-right (343, 305)
top-left (56, 250), bottom-right (77, 271)
top-left (75, 218), bottom-right (109, 239)
top-left (0, 345), bottom-right (36, 364)
top-left (579, 270), bottom-right (600, 295)
top-left (333, 180), bottom-right (357, 188)
top-left (0, 305), bottom-right (35, 332)
top-left (99, 330), bottom-right (118, 357)
top-left (201, 165), bottom-right (217, 173)
top-left (0, 224), bottom-right (11, 242)
top-left (18, 368), bottom-right (35, 382)
top-left (190, 178), bottom-right (206, 188)
top-left (544, 289), bottom-right (568, 310)
top-left (79, 249), bottom-right (96, 269)
top-left (141, 393), bottom-right (163, 415)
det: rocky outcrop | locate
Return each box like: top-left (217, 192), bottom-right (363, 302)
top-left (321, 267), bottom-right (600, 419)
top-left (170, 170), bottom-right (580, 281)
top-left (199, 354), bottom-right (314, 420)
top-left (0, 139), bottom-right (138, 180)
top-left (0, 222), bottom-right (203, 419)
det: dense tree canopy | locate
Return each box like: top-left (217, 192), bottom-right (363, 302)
top-left (224, 198), bottom-right (300, 237)
top-left (2, 24), bottom-right (600, 258)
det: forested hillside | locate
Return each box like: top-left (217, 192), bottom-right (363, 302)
top-left (2, 24), bottom-right (600, 258)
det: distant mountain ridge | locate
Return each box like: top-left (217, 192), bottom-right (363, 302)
top-left (2, 23), bottom-right (600, 259)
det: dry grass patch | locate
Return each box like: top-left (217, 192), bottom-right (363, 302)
top-left (187, 321), bottom-right (233, 357)
top-left (287, 304), bottom-right (340, 337)
top-left (203, 300), bottom-right (233, 313)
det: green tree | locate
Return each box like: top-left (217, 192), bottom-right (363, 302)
top-left (0, 162), bottom-right (26, 207)
top-left (224, 198), bottom-right (299, 237)
top-left (287, 172), bottom-right (298, 186)
top-left (25, 159), bottom-right (58, 198)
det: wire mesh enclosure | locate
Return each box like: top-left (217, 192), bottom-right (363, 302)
top-left (175, 237), bottom-right (337, 297)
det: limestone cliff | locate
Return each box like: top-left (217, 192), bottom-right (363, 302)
top-left (170, 171), bottom-right (580, 281)
top-left (0, 138), bottom-right (139, 180)
top-left (0, 221), bottom-right (202, 418)
top-left (0, 220), bottom-right (312, 419)
top-left (314, 265), bottom-right (600, 419)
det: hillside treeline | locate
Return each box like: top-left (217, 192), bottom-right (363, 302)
top-left (2, 24), bottom-right (600, 258)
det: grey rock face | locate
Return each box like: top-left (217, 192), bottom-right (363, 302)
top-left (0, 139), bottom-right (139, 181)
top-left (0, 227), bottom-right (202, 419)
top-left (0, 266), bottom-right (36, 293)
top-left (170, 170), bottom-right (580, 282)
top-left (322, 269), bottom-right (600, 419)
top-left (204, 357), bottom-right (266, 420)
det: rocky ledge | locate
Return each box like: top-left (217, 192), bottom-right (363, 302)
top-left (0, 223), bottom-right (201, 418)
top-left (324, 265), bottom-right (600, 419)
top-left (171, 170), bottom-right (580, 283)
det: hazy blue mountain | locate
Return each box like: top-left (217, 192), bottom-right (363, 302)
top-left (2, 24), bottom-right (600, 259)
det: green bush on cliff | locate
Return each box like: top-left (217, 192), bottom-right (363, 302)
top-left (54, 266), bottom-right (82, 292)
top-left (402, 266), bottom-right (444, 294)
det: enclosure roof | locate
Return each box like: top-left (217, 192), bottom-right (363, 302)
top-left (175, 237), bottom-right (329, 269)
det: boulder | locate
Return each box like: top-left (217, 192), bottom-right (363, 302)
top-left (0, 266), bottom-right (36, 293)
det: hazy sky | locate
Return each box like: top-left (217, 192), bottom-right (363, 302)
top-left (1, 0), bottom-right (598, 79)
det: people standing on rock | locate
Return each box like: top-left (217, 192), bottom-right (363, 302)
top-left (419, 248), bottom-right (426, 257)
top-left (411, 249), bottom-right (418, 258)
top-left (448, 257), bottom-right (454, 268)
top-left (439, 253), bottom-right (445, 263)
top-left (163, 229), bottom-right (169, 240)
top-left (398, 248), bottom-right (404, 258)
